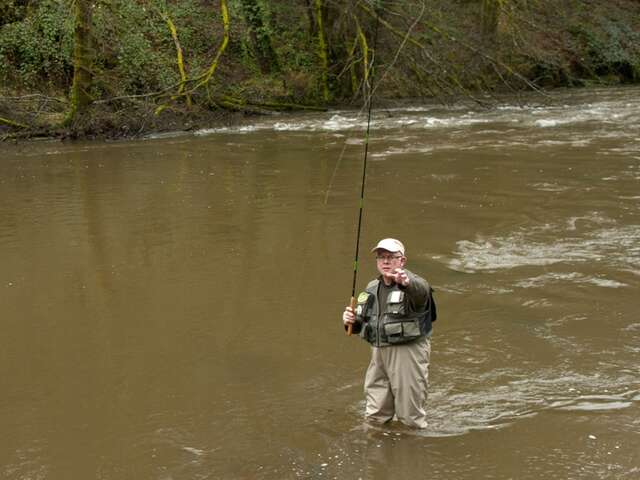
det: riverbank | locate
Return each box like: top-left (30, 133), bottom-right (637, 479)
top-left (4, 82), bottom-right (639, 143)
top-left (1, 87), bottom-right (342, 142)
top-left (0, 98), bottom-right (256, 142)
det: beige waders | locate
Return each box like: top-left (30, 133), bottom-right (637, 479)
top-left (364, 336), bottom-right (431, 429)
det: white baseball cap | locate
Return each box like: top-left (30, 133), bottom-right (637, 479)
top-left (371, 238), bottom-right (405, 255)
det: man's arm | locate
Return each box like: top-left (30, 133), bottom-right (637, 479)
top-left (384, 269), bottom-right (429, 309)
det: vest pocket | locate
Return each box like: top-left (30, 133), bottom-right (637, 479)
top-left (403, 320), bottom-right (421, 338)
top-left (383, 319), bottom-right (421, 344)
top-left (386, 290), bottom-right (405, 315)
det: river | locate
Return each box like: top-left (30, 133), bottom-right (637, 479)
top-left (1, 86), bottom-right (639, 479)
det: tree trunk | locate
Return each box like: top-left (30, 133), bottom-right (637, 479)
top-left (192, 0), bottom-right (230, 91)
top-left (355, 16), bottom-right (370, 99)
top-left (481, 0), bottom-right (502, 39)
top-left (314, 0), bottom-right (329, 102)
top-left (163, 13), bottom-right (191, 107)
top-left (304, 0), bottom-right (317, 37)
top-left (65, 0), bottom-right (93, 125)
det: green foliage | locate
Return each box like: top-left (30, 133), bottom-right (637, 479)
top-left (0, 0), bottom-right (73, 89)
top-left (93, 0), bottom-right (176, 94)
top-left (269, 1), bottom-right (314, 69)
top-left (568, 12), bottom-right (640, 83)
top-left (0, 0), bottom-right (31, 26)
top-left (0, 0), bottom-right (230, 96)
top-left (1, 0), bottom-right (639, 109)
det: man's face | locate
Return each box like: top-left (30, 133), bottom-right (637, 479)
top-left (375, 249), bottom-right (406, 276)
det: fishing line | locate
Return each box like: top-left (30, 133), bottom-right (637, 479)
top-left (348, 1), bottom-right (381, 335)
top-left (324, 1), bottom-right (425, 205)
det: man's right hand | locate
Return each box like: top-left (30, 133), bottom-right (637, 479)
top-left (342, 306), bottom-right (355, 326)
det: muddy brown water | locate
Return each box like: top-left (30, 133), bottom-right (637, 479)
top-left (1, 87), bottom-right (639, 479)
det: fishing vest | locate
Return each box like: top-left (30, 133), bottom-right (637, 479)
top-left (354, 270), bottom-right (434, 347)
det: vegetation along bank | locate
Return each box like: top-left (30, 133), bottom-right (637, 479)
top-left (1, 0), bottom-right (639, 140)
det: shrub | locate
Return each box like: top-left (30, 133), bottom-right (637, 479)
top-left (0, 0), bottom-right (73, 89)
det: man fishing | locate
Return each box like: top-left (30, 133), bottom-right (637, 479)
top-left (342, 238), bottom-right (435, 429)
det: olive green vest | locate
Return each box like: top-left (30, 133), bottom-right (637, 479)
top-left (354, 271), bottom-right (430, 347)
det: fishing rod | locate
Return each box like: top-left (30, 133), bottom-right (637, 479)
top-left (348, 1), bottom-right (381, 335)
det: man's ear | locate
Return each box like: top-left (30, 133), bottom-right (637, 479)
top-left (400, 256), bottom-right (407, 267)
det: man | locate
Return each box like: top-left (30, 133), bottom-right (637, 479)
top-left (342, 238), bottom-right (435, 429)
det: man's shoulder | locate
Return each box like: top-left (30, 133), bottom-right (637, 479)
top-left (366, 278), bottom-right (380, 290)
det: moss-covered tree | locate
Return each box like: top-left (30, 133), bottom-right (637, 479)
top-left (314, 0), bottom-right (330, 102)
top-left (65, 0), bottom-right (93, 125)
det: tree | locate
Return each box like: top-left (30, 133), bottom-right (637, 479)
top-left (314, 0), bottom-right (330, 102)
top-left (481, 0), bottom-right (505, 39)
top-left (65, 0), bottom-right (93, 125)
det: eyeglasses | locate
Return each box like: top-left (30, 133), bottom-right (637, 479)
top-left (376, 254), bottom-right (402, 262)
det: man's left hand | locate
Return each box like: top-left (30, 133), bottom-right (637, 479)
top-left (383, 268), bottom-right (410, 287)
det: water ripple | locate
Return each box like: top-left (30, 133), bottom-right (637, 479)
top-left (424, 373), bottom-right (639, 437)
top-left (449, 221), bottom-right (640, 275)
